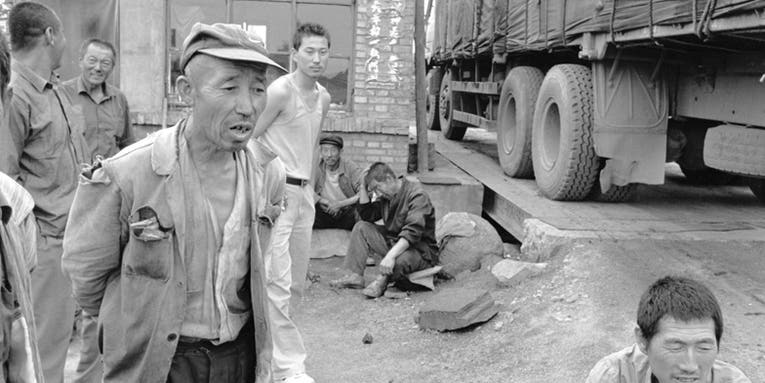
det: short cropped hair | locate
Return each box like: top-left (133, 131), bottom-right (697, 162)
top-left (79, 38), bottom-right (117, 59)
top-left (292, 23), bottom-right (331, 50)
top-left (365, 162), bottom-right (396, 185)
top-left (637, 276), bottom-right (723, 346)
top-left (0, 35), bottom-right (10, 100)
top-left (8, 2), bottom-right (61, 52)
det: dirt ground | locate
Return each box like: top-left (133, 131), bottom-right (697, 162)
top-left (63, 238), bottom-right (764, 383)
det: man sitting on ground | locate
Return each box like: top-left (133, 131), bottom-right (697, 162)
top-left (313, 134), bottom-right (362, 231)
top-left (586, 275), bottom-right (751, 383)
top-left (330, 162), bottom-right (438, 298)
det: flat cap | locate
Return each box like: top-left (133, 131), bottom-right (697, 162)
top-left (180, 23), bottom-right (287, 73)
top-left (319, 134), bottom-right (343, 149)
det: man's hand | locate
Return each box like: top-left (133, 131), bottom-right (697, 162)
top-left (326, 201), bottom-right (343, 216)
top-left (317, 197), bottom-right (330, 212)
top-left (379, 254), bottom-right (395, 275)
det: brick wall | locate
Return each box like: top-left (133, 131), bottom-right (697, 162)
top-left (323, 0), bottom-right (415, 174)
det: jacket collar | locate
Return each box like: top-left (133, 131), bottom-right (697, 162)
top-left (11, 61), bottom-right (53, 93)
top-left (74, 75), bottom-right (114, 100)
top-left (151, 120), bottom-right (184, 176)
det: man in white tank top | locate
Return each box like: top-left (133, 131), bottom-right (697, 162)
top-left (252, 23), bottom-right (331, 383)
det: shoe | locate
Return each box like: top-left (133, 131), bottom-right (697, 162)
top-left (365, 256), bottom-right (376, 266)
top-left (362, 276), bottom-right (389, 298)
top-left (329, 274), bottom-right (364, 289)
top-left (281, 373), bottom-right (315, 383)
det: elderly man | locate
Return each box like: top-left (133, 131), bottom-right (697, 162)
top-left (313, 134), bottom-right (362, 231)
top-left (63, 38), bottom-right (133, 163)
top-left (62, 23), bottom-right (286, 383)
top-left (330, 162), bottom-right (439, 298)
top-left (0, 3), bottom-right (89, 382)
top-left (586, 276), bottom-right (751, 383)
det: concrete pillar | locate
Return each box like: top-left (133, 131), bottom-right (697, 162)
top-left (119, 0), bottom-right (165, 126)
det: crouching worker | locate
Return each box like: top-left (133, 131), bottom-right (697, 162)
top-left (62, 23), bottom-right (287, 383)
top-left (330, 162), bottom-right (438, 298)
top-left (586, 275), bottom-right (751, 383)
top-left (313, 134), bottom-right (362, 231)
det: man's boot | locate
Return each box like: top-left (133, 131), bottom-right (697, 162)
top-left (362, 275), bottom-right (389, 298)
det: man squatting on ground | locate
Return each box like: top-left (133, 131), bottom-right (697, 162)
top-left (0, 3), bottom-right (90, 382)
top-left (313, 134), bottom-right (363, 231)
top-left (61, 36), bottom-right (133, 383)
top-left (331, 162), bottom-right (439, 298)
top-left (62, 23), bottom-right (288, 382)
top-left (586, 275), bottom-right (751, 383)
top-left (251, 22), bottom-right (331, 383)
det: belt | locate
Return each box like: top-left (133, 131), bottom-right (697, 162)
top-left (285, 176), bottom-right (309, 187)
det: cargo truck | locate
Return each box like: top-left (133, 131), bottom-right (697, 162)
top-left (426, 0), bottom-right (765, 202)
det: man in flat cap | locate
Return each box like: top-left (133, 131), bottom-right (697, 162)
top-left (62, 23), bottom-right (286, 383)
top-left (313, 134), bottom-right (363, 231)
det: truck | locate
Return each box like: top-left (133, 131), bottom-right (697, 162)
top-left (426, 0), bottom-right (765, 203)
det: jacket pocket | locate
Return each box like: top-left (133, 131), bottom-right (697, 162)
top-left (123, 206), bottom-right (174, 281)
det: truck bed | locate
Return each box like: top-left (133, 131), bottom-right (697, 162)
top-left (431, 0), bottom-right (765, 62)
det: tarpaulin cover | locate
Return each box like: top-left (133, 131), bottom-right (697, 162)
top-left (432, 0), bottom-right (765, 60)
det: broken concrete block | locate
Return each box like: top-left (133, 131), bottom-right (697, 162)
top-left (310, 229), bottom-right (351, 259)
top-left (491, 259), bottom-right (547, 288)
top-left (416, 288), bottom-right (498, 331)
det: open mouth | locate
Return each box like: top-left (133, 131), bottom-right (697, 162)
top-left (229, 123), bottom-right (253, 136)
top-left (673, 377), bottom-right (699, 382)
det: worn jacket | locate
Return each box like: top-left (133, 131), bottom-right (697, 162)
top-left (313, 157), bottom-right (362, 199)
top-left (358, 178), bottom-right (439, 263)
top-left (62, 123), bottom-right (278, 383)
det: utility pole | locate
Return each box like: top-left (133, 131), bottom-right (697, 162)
top-left (415, 0), bottom-right (428, 173)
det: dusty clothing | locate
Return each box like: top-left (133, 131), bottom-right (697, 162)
top-left (585, 344), bottom-right (752, 383)
top-left (313, 157), bottom-right (362, 200)
top-left (344, 221), bottom-right (433, 282)
top-left (357, 178), bottom-right (439, 264)
top-left (62, 122), bottom-right (277, 383)
top-left (313, 157), bottom-right (362, 231)
top-left (0, 173), bottom-right (42, 383)
top-left (0, 62), bottom-right (89, 238)
top-left (259, 75), bottom-right (325, 181)
top-left (61, 77), bottom-right (133, 162)
top-left (167, 322), bottom-right (255, 383)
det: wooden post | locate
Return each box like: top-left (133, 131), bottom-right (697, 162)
top-left (415, 0), bottom-right (429, 173)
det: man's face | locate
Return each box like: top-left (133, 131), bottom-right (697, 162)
top-left (293, 35), bottom-right (329, 79)
top-left (641, 316), bottom-right (718, 383)
top-left (187, 57), bottom-right (267, 152)
top-left (368, 176), bottom-right (398, 199)
top-left (320, 144), bottom-right (341, 167)
top-left (79, 44), bottom-right (115, 88)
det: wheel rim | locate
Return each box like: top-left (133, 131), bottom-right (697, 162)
top-left (500, 96), bottom-right (517, 154)
top-left (540, 101), bottom-right (561, 170)
top-left (439, 81), bottom-right (450, 122)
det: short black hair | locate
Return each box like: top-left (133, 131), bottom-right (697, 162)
top-left (79, 38), bottom-right (116, 59)
top-left (364, 162), bottom-right (396, 185)
top-left (637, 276), bottom-right (723, 346)
top-left (8, 2), bottom-right (61, 52)
top-left (292, 23), bottom-right (331, 50)
top-left (0, 35), bottom-right (10, 100)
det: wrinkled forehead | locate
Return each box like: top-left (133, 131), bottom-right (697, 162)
top-left (320, 143), bottom-right (340, 151)
top-left (192, 55), bottom-right (267, 80)
top-left (84, 44), bottom-right (114, 59)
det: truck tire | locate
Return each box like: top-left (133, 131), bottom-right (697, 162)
top-left (531, 64), bottom-right (599, 201)
top-left (439, 68), bottom-right (467, 141)
top-left (497, 66), bottom-right (543, 178)
top-left (747, 177), bottom-right (765, 203)
top-left (588, 181), bottom-right (638, 202)
top-left (677, 124), bottom-right (736, 185)
top-left (426, 68), bottom-right (442, 131)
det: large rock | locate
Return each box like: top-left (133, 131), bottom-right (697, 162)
top-left (416, 288), bottom-right (498, 331)
top-left (437, 213), bottom-right (503, 278)
top-left (491, 259), bottom-right (547, 288)
top-left (310, 229), bottom-right (351, 259)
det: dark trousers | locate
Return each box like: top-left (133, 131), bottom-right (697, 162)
top-left (313, 204), bottom-right (358, 231)
top-left (344, 221), bottom-right (431, 282)
top-left (167, 323), bottom-right (255, 383)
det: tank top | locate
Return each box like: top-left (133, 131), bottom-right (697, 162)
top-left (259, 75), bottom-right (325, 180)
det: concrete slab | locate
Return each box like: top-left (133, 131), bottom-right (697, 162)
top-left (433, 129), bottom-right (765, 260)
top-left (416, 288), bottom-right (498, 331)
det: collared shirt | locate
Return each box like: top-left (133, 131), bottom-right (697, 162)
top-left (586, 344), bottom-right (752, 383)
top-left (314, 157), bottom-right (362, 200)
top-left (0, 62), bottom-right (89, 238)
top-left (358, 178), bottom-right (439, 263)
top-left (62, 76), bottom-right (133, 162)
top-left (177, 130), bottom-right (251, 343)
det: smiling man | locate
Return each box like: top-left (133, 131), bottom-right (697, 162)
top-left (62, 23), bottom-right (286, 382)
top-left (62, 39), bottom-right (133, 164)
top-left (586, 276), bottom-right (751, 383)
